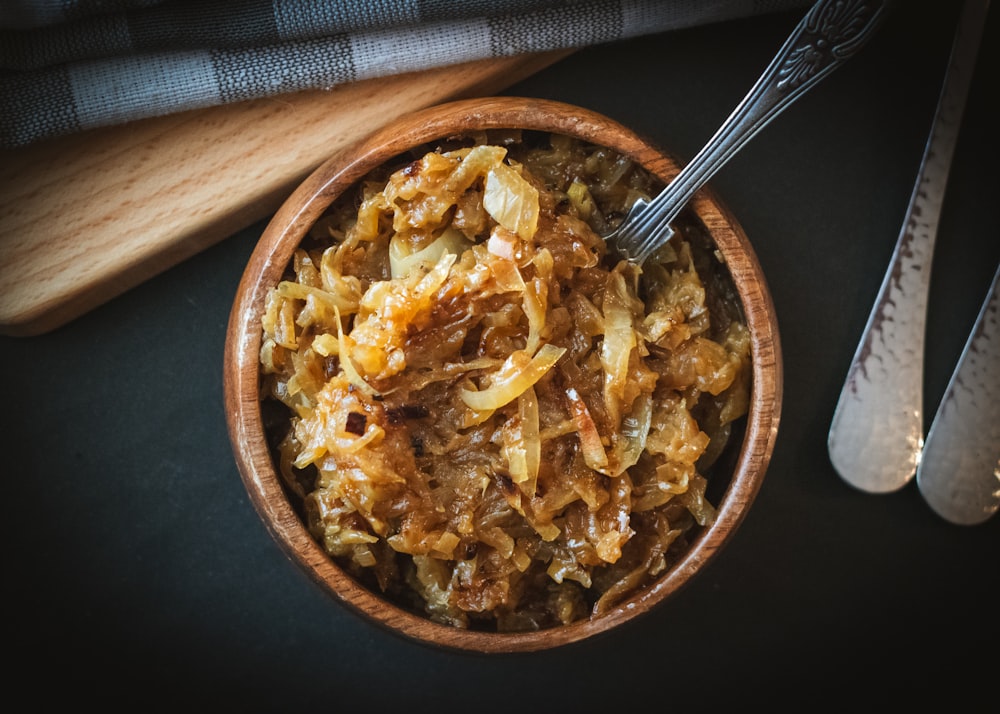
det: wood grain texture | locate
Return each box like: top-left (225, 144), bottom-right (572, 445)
top-left (223, 97), bottom-right (783, 653)
top-left (0, 52), bottom-right (571, 337)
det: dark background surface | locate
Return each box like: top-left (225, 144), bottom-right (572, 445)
top-left (3, 3), bottom-right (997, 710)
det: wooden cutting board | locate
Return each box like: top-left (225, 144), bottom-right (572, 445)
top-left (0, 51), bottom-right (570, 337)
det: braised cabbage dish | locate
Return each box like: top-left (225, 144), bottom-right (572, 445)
top-left (259, 131), bottom-right (751, 631)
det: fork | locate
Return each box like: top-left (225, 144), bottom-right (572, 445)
top-left (605, 0), bottom-right (891, 265)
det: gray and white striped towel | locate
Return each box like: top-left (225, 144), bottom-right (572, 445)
top-left (0, 0), bottom-right (811, 149)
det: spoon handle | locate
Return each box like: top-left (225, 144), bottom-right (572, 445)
top-left (827, 0), bottom-right (988, 493)
top-left (615, 0), bottom-right (891, 264)
top-left (916, 266), bottom-right (1000, 525)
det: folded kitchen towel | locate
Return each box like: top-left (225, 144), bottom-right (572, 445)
top-left (0, 0), bottom-right (811, 149)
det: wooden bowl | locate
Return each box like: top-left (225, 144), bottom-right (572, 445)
top-left (224, 96), bottom-right (782, 653)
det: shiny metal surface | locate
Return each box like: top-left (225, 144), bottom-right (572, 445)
top-left (917, 266), bottom-right (1000, 525)
top-left (827, 0), bottom-right (988, 493)
top-left (606, 0), bottom-right (890, 265)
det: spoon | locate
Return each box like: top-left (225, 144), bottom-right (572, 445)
top-left (828, 0), bottom-right (987, 494)
top-left (916, 265), bottom-right (1000, 526)
top-left (606, 0), bottom-right (892, 265)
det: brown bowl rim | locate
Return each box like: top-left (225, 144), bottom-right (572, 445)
top-left (223, 96), bottom-right (783, 654)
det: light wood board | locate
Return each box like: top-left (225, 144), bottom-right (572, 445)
top-left (0, 51), bottom-right (570, 336)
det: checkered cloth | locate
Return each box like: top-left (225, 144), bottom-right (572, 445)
top-left (1, 0), bottom-right (811, 149)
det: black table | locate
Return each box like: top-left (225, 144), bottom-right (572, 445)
top-left (5, 3), bottom-right (997, 709)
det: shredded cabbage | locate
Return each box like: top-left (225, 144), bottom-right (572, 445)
top-left (460, 343), bottom-right (567, 414)
top-left (389, 226), bottom-right (473, 280)
top-left (259, 132), bottom-right (751, 632)
top-left (483, 160), bottom-right (539, 240)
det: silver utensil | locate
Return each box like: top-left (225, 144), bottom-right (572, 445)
top-left (606, 0), bottom-right (891, 265)
top-left (917, 266), bottom-right (1000, 526)
top-left (827, 0), bottom-right (988, 494)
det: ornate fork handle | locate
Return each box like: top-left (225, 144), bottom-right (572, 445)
top-left (608, 0), bottom-right (891, 265)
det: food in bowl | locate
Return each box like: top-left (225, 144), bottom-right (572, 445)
top-left (257, 129), bottom-right (751, 632)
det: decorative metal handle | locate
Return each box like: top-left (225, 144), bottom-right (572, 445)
top-left (611, 0), bottom-right (891, 265)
